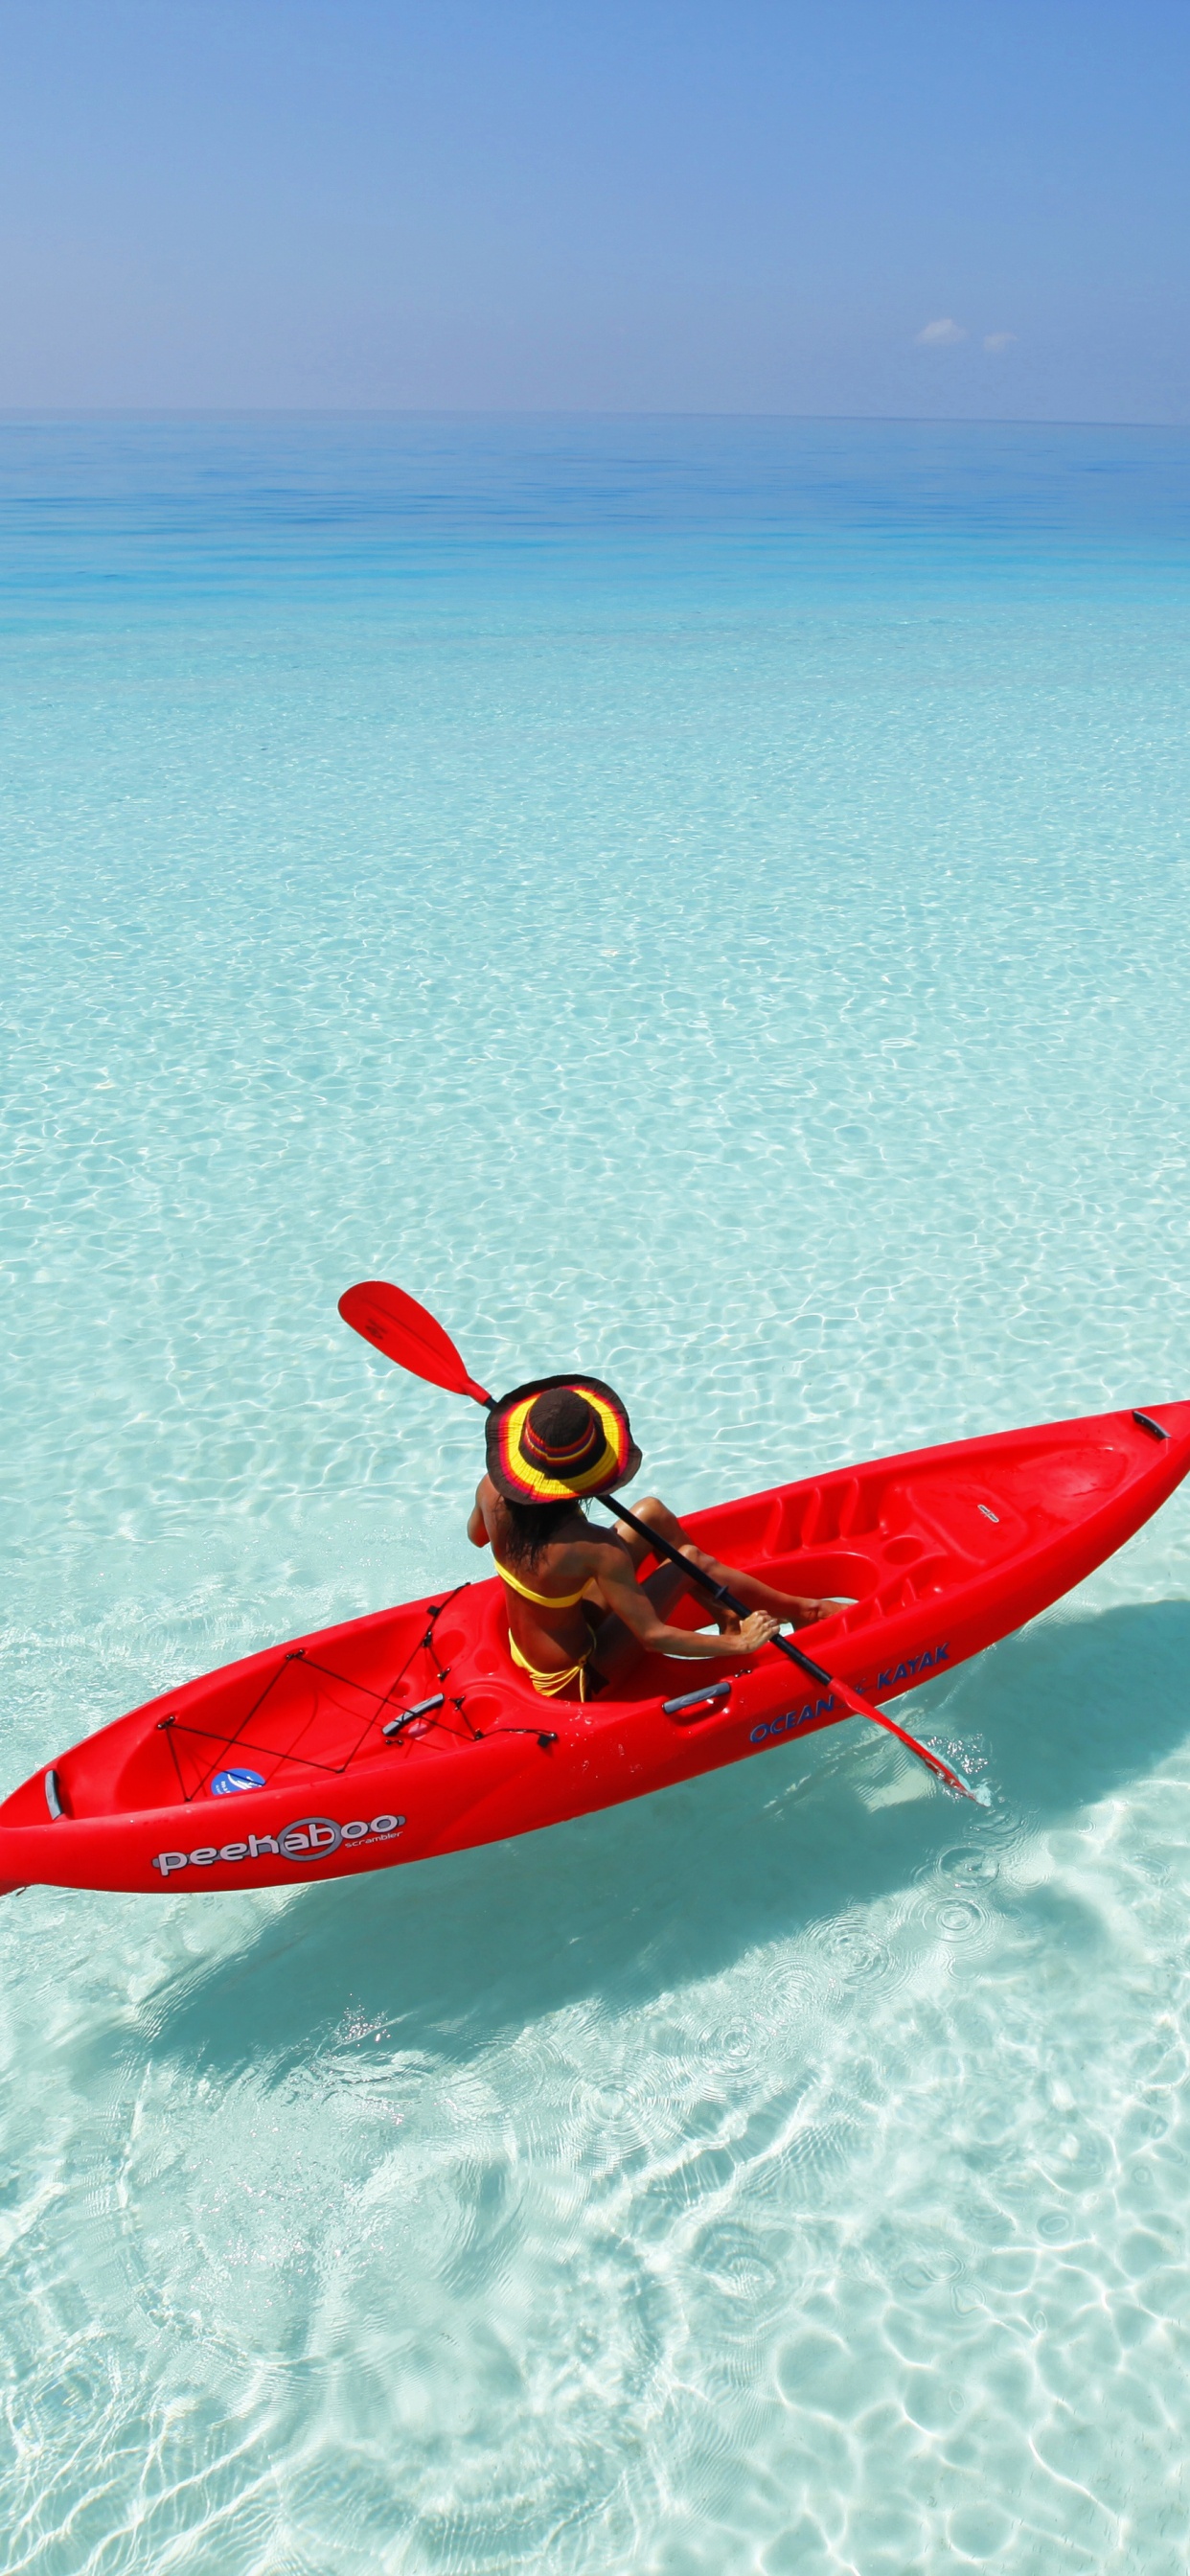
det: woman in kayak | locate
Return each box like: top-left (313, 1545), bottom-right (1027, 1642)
top-left (468, 1374), bottom-right (841, 1702)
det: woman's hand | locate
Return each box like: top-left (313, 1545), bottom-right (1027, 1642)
top-left (735, 1610), bottom-right (782, 1654)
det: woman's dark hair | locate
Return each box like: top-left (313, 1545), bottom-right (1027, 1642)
top-left (499, 1493), bottom-right (583, 1569)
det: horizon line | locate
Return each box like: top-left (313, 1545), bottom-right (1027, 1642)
top-left (1, 405), bottom-right (1187, 433)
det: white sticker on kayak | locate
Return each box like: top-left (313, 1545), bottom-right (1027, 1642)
top-left (151, 1812), bottom-right (405, 1877)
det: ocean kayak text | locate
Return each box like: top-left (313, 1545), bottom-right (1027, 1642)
top-left (748, 1642), bottom-right (950, 1745)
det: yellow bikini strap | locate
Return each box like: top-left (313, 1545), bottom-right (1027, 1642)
top-left (494, 1557), bottom-right (589, 1610)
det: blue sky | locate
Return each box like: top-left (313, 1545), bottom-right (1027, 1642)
top-left (2, 0), bottom-right (1187, 416)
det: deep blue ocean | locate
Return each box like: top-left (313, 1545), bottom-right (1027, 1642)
top-left (2, 415), bottom-right (1189, 2573)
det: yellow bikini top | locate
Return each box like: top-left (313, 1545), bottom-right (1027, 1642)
top-left (493, 1557), bottom-right (589, 1611)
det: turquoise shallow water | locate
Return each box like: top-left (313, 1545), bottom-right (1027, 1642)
top-left (2, 416), bottom-right (1190, 2573)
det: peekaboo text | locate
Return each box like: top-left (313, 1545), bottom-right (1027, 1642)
top-left (151, 1812), bottom-right (404, 1877)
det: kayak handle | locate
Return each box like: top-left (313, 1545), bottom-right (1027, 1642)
top-left (382, 1693), bottom-right (445, 1738)
top-left (44, 1769), bottom-right (64, 1821)
top-left (1133, 1410), bottom-right (1170, 1440)
top-left (663, 1681), bottom-right (733, 1720)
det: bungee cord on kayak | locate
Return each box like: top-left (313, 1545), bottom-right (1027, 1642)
top-left (149, 1589), bottom-right (475, 1802)
top-left (140, 1582), bottom-right (562, 1807)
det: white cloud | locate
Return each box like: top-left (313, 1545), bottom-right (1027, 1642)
top-left (915, 317), bottom-right (966, 346)
top-left (984, 332), bottom-right (1017, 354)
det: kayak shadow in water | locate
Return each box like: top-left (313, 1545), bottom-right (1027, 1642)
top-left (137, 1596), bottom-right (1190, 2082)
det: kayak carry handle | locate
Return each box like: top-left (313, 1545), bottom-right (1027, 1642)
top-left (44, 1769), bottom-right (64, 1821)
top-left (382, 1693), bottom-right (445, 1738)
top-left (663, 1681), bottom-right (732, 1720)
top-left (1133, 1411), bottom-right (1170, 1440)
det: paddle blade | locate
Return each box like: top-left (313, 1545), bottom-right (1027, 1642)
top-left (831, 1674), bottom-right (986, 1804)
top-left (338, 1281), bottom-right (493, 1407)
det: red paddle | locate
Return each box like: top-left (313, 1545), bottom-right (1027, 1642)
top-left (339, 1280), bottom-right (495, 1408)
top-left (338, 1278), bottom-right (988, 1806)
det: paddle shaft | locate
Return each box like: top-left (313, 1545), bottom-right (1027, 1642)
top-left (597, 1492), bottom-right (981, 1801)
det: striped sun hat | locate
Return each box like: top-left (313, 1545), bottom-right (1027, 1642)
top-left (486, 1375), bottom-right (641, 1504)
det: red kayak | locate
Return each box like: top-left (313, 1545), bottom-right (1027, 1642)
top-left (3, 1400), bottom-right (1187, 1898)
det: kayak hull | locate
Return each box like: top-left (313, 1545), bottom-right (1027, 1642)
top-left (4, 1400), bottom-right (1188, 1897)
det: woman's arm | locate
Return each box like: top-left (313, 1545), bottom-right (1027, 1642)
top-left (685, 1549), bottom-right (844, 1627)
top-left (467, 1482), bottom-right (492, 1549)
top-left (589, 1540), bottom-right (780, 1661)
top-left (609, 1498), bottom-right (845, 1628)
